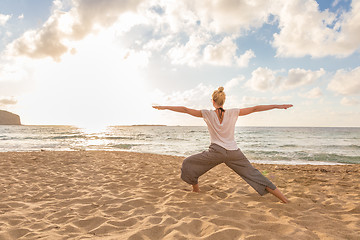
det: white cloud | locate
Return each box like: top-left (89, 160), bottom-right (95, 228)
top-left (143, 35), bottom-right (173, 52)
top-left (168, 35), bottom-right (255, 67)
top-left (284, 68), bottom-right (325, 90)
top-left (236, 49), bottom-right (255, 67)
top-left (167, 33), bottom-right (209, 66)
top-left (246, 67), bottom-right (325, 92)
top-left (0, 14), bottom-right (11, 26)
top-left (224, 76), bottom-right (244, 91)
top-left (18, 14), bottom-right (24, 20)
top-left (299, 87), bottom-right (323, 99)
top-left (203, 36), bottom-right (238, 66)
top-left (0, 58), bottom-right (35, 96)
top-left (152, 77), bottom-right (245, 108)
top-left (273, 0), bottom-right (360, 58)
top-left (246, 67), bottom-right (277, 92)
top-left (10, 0), bottom-right (359, 62)
top-left (0, 16), bottom-right (153, 125)
top-left (146, 0), bottom-right (198, 34)
top-left (6, 0), bottom-right (144, 61)
top-left (341, 97), bottom-right (359, 106)
top-left (272, 95), bottom-right (293, 102)
top-left (151, 0), bottom-right (358, 59)
top-left (144, 0), bottom-right (273, 35)
top-left (159, 0), bottom-right (360, 59)
top-left (153, 83), bottom-right (214, 107)
top-left (194, 0), bottom-right (273, 34)
top-left (241, 96), bottom-right (268, 106)
top-left (328, 66), bottom-right (360, 95)
top-left (14, 34), bottom-right (152, 125)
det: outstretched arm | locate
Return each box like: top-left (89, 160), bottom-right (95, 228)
top-left (239, 104), bottom-right (293, 116)
top-left (152, 106), bottom-right (202, 118)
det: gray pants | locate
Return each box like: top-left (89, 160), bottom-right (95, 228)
top-left (181, 143), bottom-right (276, 196)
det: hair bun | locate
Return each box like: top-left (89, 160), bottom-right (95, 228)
top-left (218, 87), bottom-right (224, 92)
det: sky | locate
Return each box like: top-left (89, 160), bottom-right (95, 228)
top-left (0, 0), bottom-right (360, 128)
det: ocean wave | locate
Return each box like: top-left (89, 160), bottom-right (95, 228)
top-left (245, 150), bottom-right (360, 164)
top-left (52, 134), bottom-right (87, 139)
top-left (279, 144), bottom-right (298, 148)
top-left (1, 125), bottom-right (360, 165)
top-left (110, 144), bottom-right (137, 150)
top-left (349, 144), bottom-right (360, 149)
top-left (104, 136), bottom-right (133, 140)
top-left (166, 137), bottom-right (186, 141)
top-left (303, 153), bottom-right (360, 164)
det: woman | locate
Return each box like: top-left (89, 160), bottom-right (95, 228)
top-left (153, 87), bottom-right (292, 203)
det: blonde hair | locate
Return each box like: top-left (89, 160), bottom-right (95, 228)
top-left (212, 87), bottom-right (226, 106)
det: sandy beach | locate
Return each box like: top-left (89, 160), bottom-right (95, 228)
top-left (0, 151), bottom-right (359, 240)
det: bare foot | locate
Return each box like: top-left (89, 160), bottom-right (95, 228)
top-left (192, 184), bottom-right (200, 192)
top-left (266, 187), bottom-right (289, 203)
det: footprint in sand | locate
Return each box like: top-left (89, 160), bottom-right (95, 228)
top-left (212, 191), bottom-right (228, 199)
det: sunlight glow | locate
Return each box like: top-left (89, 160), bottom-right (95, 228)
top-left (15, 23), bottom-right (151, 126)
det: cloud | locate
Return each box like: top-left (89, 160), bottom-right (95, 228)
top-left (241, 96), bottom-right (268, 106)
top-left (158, 0), bottom-right (360, 59)
top-left (246, 67), bottom-right (325, 92)
top-left (0, 58), bottom-right (35, 96)
top-left (272, 0), bottom-right (360, 58)
top-left (272, 95), bottom-right (293, 102)
top-left (8, 0), bottom-right (359, 62)
top-left (284, 68), bottom-right (325, 90)
top-left (224, 76), bottom-right (244, 91)
top-left (0, 97), bottom-right (17, 106)
top-left (194, 0), bottom-right (273, 34)
top-left (203, 37), bottom-right (238, 66)
top-left (0, 14), bottom-right (11, 26)
top-left (299, 87), bottom-right (323, 99)
top-left (11, 35), bottom-right (152, 126)
top-left (18, 14), bottom-right (24, 20)
top-left (158, 0), bottom-right (359, 59)
top-left (203, 37), bottom-right (255, 67)
top-left (152, 77), bottom-right (244, 108)
top-left (328, 66), bottom-right (360, 95)
top-left (6, 0), bottom-right (144, 61)
top-left (144, 0), bottom-right (273, 35)
top-left (8, 12), bottom-right (69, 62)
top-left (168, 35), bottom-right (255, 67)
top-left (246, 67), bottom-right (277, 92)
top-left (143, 35), bottom-right (173, 52)
top-left (167, 33), bottom-right (210, 67)
top-left (341, 97), bottom-right (359, 106)
top-left (153, 83), bottom-right (214, 107)
top-left (236, 49), bottom-right (255, 67)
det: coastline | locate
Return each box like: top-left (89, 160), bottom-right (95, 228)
top-left (1, 125), bottom-right (359, 165)
top-left (0, 149), bottom-right (349, 165)
top-left (0, 150), bottom-right (359, 239)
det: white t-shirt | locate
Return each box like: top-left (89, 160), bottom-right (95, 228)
top-left (201, 108), bottom-right (240, 150)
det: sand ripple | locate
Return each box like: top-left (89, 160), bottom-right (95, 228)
top-left (0, 151), bottom-right (359, 239)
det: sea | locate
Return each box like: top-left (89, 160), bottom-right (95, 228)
top-left (1, 125), bottom-right (359, 165)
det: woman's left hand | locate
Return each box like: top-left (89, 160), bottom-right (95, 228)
top-left (279, 104), bottom-right (293, 109)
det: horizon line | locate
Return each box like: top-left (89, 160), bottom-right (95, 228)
top-left (3, 124), bottom-right (360, 128)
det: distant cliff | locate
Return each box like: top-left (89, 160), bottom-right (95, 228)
top-left (0, 110), bottom-right (21, 125)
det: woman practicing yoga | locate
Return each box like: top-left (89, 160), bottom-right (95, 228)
top-left (153, 87), bottom-right (292, 203)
